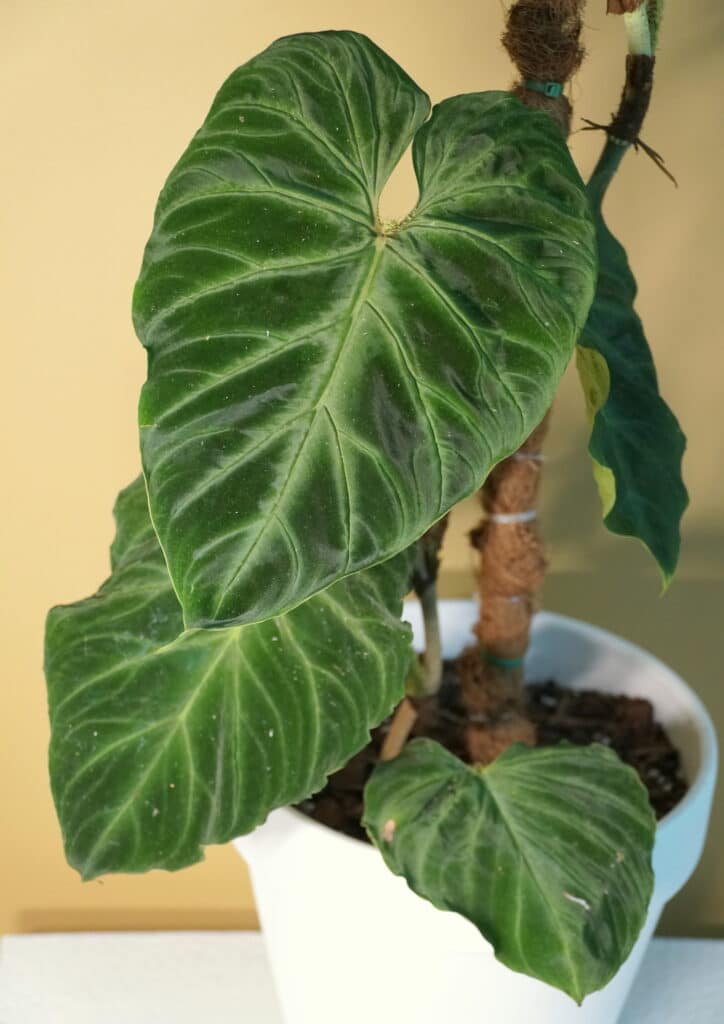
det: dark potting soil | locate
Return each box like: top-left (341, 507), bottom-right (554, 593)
top-left (299, 661), bottom-right (688, 841)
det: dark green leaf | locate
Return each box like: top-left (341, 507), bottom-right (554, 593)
top-left (364, 738), bottom-right (655, 1003)
top-left (133, 30), bottom-right (596, 628)
top-left (577, 169), bottom-right (687, 584)
top-left (45, 478), bottom-right (412, 879)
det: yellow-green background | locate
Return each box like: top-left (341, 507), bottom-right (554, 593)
top-left (2, 0), bottom-right (721, 936)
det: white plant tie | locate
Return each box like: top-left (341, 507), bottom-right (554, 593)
top-left (512, 451), bottom-right (545, 462)
top-left (487, 509), bottom-right (538, 524)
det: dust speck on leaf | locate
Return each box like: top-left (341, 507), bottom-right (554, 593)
top-left (562, 892), bottom-right (591, 912)
top-left (381, 819), bottom-right (396, 843)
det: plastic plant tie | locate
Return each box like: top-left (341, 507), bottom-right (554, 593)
top-left (483, 650), bottom-right (526, 669)
top-left (524, 80), bottom-right (563, 98)
top-left (487, 509), bottom-right (538, 524)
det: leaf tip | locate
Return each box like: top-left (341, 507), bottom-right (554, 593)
top-left (75, 854), bottom-right (104, 884)
top-left (658, 565), bottom-right (675, 595)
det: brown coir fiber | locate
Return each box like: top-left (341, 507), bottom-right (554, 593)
top-left (503, 0), bottom-right (586, 135)
top-left (503, 0), bottom-right (585, 82)
top-left (471, 414), bottom-right (549, 662)
top-left (465, 1), bottom-right (589, 765)
top-left (466, 416), bottom-right (550, 762)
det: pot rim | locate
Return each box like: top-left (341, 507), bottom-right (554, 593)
top-left (279, 603), bottom-right (718, 850)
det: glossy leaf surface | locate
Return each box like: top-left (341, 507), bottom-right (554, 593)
top-left (133, 30), bottom-right (596, 628)
top-left (577, 163), bottom-right (687, 584)
top-left (45, 479), bottom-right (412, 879)
top-left (364, 738), bottom-right (655, 1003)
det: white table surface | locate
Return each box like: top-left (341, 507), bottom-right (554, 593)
top-left (1, 931), bottom-right (722, 1023)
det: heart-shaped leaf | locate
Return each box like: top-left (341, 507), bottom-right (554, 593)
top-left (364, 738), bottom-right (655, 1003)
top-left (577, 163), bottom-right (687, 584)
top-left (133, 30), bottom-right (596, 628)
top-left (45, 478), bottom-right (412, 879)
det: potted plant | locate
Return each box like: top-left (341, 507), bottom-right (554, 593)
top-left (44, 3), bottom-right (717, 1022)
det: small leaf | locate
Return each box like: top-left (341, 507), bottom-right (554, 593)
top-left (45, 479), bottom-right (412, 879)
top-left (364, 738), bottom-right (655, 1003)
top-left (575, 346), bottom-right (616, 517)
top-left (133, 30), bottom-right (596, 628)
top-left (577, 181), bottom-right (687, 585)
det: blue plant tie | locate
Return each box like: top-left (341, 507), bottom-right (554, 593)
top-left (524, 80), bottom-right (563, 98)
top-left (484, 651), bottom-right (526, 669)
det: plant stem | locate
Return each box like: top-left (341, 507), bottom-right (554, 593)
top-left (586, 19), bottom-right (669, 190)
top-left (647, 1), bottom-right (666, 52)
top-left (380, 698), bottom-right (418, 762)
top-left (377, 521), bottom-right (447, 762)
top-left (624, 4), bottom-right (653, 56)
top-left (411, 517), bottom-right (448, 697)
top-left (588, 138), bottom-right (628, 205)
top-left (418, 579), bottom-right (443, 697)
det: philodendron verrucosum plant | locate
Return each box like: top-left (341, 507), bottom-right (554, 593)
top-left (45, 7), bottom-right (688, 1007)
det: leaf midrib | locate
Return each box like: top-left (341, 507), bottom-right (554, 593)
top-left (77, 631), bottom-right (238, 878)
top-left (206, 236), bottom-right (388, 623)
top-left (482, 764), bottom-right (584, 1000)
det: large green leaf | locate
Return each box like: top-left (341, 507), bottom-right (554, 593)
top-left (577, 160), bottom-right (687, 584)
top-left (45, 478), bottom-right (412, 879)
top-left (364, 738), bottom-right (655, 1003)
top-left (133, 30), bottom-right (596, 628)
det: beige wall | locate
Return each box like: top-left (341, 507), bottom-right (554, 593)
top-left (1, 0), bottom-right (721, 937)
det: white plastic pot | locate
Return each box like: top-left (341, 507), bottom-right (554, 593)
top-left (235, 600), bottom-right (718, 1024)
